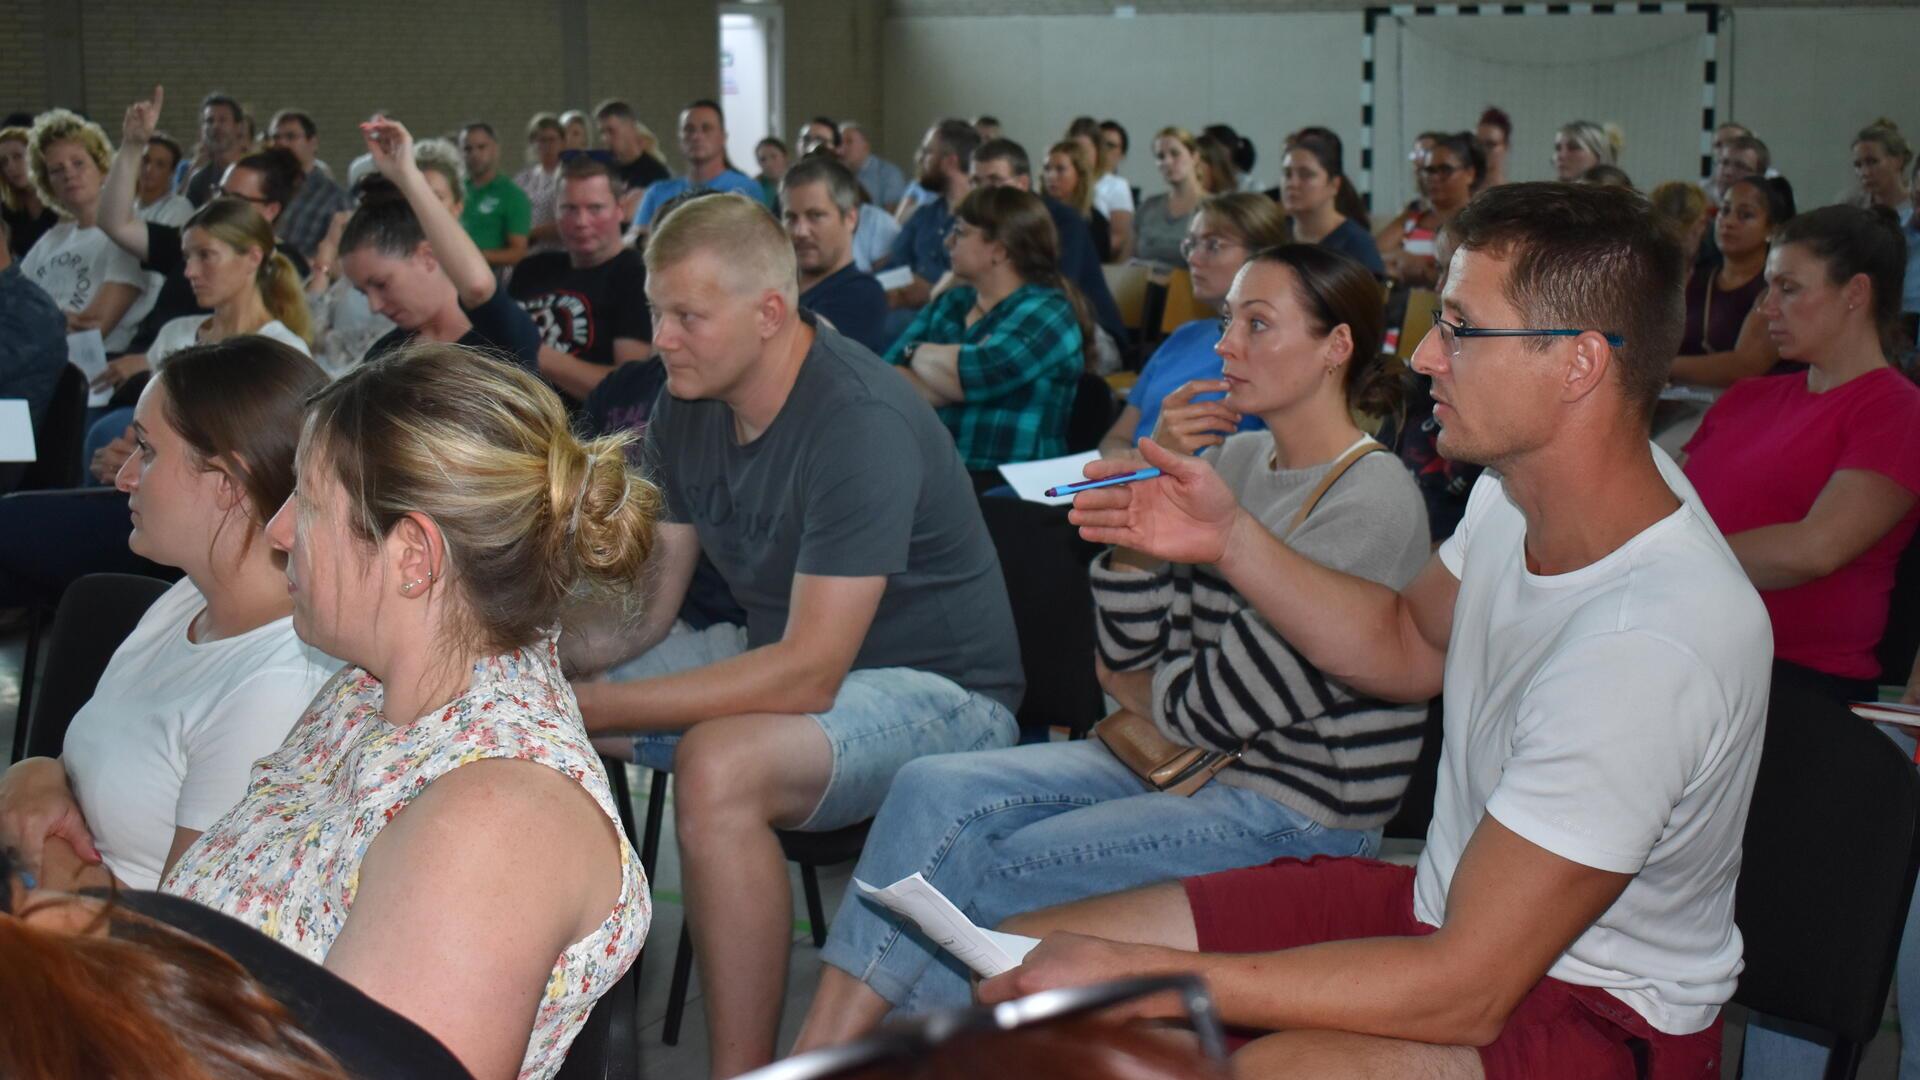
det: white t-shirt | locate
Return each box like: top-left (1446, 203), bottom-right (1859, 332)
top-left (63, 578), bottom-right (340, 890)
top-left (138, 193), bottom-right (195, 228)
top-left (1413, 447), bottom-right (1771, 1036)
top-left (19, 221), bottom-right (159, 353)
top-left (1093, 173), bottom-right (1134, 218)
top-left (147, 315), bottom-right (311, 366)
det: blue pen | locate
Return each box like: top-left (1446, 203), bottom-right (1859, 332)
top-left (1045, 468), bottom-right (1163, 499)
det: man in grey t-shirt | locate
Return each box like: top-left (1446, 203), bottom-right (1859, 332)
top-left (566, 192), bottom-right (1022, 1076)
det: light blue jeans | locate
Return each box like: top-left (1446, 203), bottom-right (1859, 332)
top-left (1741, 724), bottom-right (1920, 1078)
top-left (818, 738), bottom-right (1381, 1012)
top-left (611, 622), bottom-right (1019, 831)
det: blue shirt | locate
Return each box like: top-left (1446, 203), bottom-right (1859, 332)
top-left (1128, 319), bottom-right (1267, 442)
top-left (857, 155), bottom-right (908, 209)
top-left (891, 196), bottom-right (955, 286)
top-left (800, 262), bottom-right (889, 355)
top-left (633, 169), bottom-right (769, 229)
top-left (1320, 217), bottom-right (1387, 277)
top-left (0, 262), bottom-right (70, 428)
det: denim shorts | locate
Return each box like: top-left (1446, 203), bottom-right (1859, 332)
top-left (610, 622), bottom-right (1019, 831)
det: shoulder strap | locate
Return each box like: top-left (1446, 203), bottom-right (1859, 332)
top-left (1282, 440), bottom-right (1387, 540)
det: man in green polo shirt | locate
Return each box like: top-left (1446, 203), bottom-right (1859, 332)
top-left (459, 122), bottom-right (531, 270)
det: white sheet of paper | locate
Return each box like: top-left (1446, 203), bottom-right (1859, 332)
top-left (997, 450), bottom-right (1102, 506)
top-left (0, 400), bottom-right (34, 462)
top-left (874, 265), bottom-right (914, 291)
top-left (66, 330), bottom-right (112, 407)
top-left (854, 873), bottom-right (1040, 978)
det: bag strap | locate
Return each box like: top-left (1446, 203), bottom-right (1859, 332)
top-left (1281, 439), bottom-right (1386, 540)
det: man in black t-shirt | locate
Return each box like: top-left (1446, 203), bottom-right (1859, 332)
top-left (781, 157), bottom-right (888, 354)
top-left (508, 156), bottom-right (652, 403)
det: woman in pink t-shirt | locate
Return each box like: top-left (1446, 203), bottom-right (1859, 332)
top-left (1682, 203), bottom-right (1920, 700)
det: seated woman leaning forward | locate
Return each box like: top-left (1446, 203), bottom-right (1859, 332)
top-left (160, 344), bottom-right (657, 1080)
top-left (0, 337), bottom-right (335, 894)
top-left (792, 244), bottom-right (1431, 1050)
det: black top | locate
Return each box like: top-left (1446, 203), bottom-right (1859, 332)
top-left (1042, 195), bottom-right (1124, 344)
top-left (111, 890), bottom-right (473, 1079)
top-left (508, 248), bottom-right (653, 368)
top-left (617, 154), bottom-right (671, 195)
top-left (184, 163), bottom-right (223, 208)
top-left (580, 359), bottom-right (748, 631)
top-left (3, 203), bottom-right (58, 260)
top-left (798, 262), bottom-right (889, 355)
top-left (366, 285), bottom-right (543, 371)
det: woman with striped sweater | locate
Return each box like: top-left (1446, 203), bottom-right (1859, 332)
top-left (792, 245), bottom-right (1432, 1051)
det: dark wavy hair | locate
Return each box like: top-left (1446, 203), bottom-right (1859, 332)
top-left (1247, 243), bottom-right (1398, 417)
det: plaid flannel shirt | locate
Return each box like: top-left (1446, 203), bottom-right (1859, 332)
top-left (887, 283), bottom-right (1082, 470)
top-left (276, 168), bottom-right (354, 259)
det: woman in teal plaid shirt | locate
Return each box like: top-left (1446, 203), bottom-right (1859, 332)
top-left (886, 186), bottom-right (1092, 472)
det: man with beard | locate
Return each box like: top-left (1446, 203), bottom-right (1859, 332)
top-left (783, 156), bottom-right (886, 354)
top-left (182, 93), bottom-right (247, 207)
top-left (885, 118), bottom-right (979, 314)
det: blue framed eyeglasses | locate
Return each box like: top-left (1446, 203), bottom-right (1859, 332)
top-left (1430, 310), bottom-right (1624, 360)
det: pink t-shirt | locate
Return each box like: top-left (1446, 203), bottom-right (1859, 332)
top-left (1683, 367), bottom-right (1920, 679)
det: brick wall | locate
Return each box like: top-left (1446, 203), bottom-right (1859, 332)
top-left (5, 0), bottom-right (719, 177)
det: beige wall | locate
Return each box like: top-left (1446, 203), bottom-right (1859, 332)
top-left (3, 0), bottom-right (718, 178)
top-left (783, 0), bottom-right (887, 148)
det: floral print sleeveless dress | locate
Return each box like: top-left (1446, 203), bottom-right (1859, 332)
top-left (163, 636), bottom-right (648, 1080)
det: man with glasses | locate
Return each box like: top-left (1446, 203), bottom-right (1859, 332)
top-left (985, 182), bottom-right (1771, 1079)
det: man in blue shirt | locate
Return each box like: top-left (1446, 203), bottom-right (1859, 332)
top-left (782, 157), bottom-right (889, 354)
top-left (885, 119), bottom-right (979, 315)
top-left (632, 99), bottom-right (768, 238)
top-left (837, 122), bottom-right (907, 212)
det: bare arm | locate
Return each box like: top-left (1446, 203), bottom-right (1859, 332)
top-left (66, 283), bottom-right (142, 336)
top-left (1071, 437), bottom-right (1455, 702)
top-left (324, 758), bottom-right (620, 1080)
top-left (539, 336), bottom-right (650, 400)
top-left (1097, 403), bottom-right (1144, 460)
top-left (98, 87), bottom-right (162, 261)
top-left (0, 757), bottom-right (102, 875)
top-left (1670, 299), bottom-right (1779, 387)
top-left (887, 274), bottom-right (932, 311)
top-left (577, 572), bottom-right (886, 733)
top-left (561, 521), bottom-right (700, 677)
top-left (984, 815), bottom-right (1630, 1047)
top-left (907, 343), bottom-right (964, 404)
top-left (361, 118), bottom-right (497, 309)
top-left (1108, 208), bottom-right (1135, 264)
top-left (1726, 469), bottom-right (1917, 590)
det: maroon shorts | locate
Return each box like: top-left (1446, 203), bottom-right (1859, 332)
top-left (1183, 855), bottom-right (1723, 1080)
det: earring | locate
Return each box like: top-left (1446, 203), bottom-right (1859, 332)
top-left (401, 569), bottom-right (436, 594)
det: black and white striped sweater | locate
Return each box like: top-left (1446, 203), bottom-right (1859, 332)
top-left (1091, 434), bottom-right (1433, 830)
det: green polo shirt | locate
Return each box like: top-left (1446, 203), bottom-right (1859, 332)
top-left (460, 173), bottom-right (532, 251)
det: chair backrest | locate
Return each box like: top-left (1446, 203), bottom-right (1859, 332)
top-left (22, 572), bottom-right (173, 760)
top-left (1732, 673), bottom-right (1920, 1048)
top-left (17, 363), bottom-right (88, 492)
top-left (1877, 528), bottom-right (1920, 683)
top-left (977, 496), bottom-right (1105, 738)
top-left (1159, 269), bottom-right (1210, 335)
top-left (1066, 373), bottom-right (1118, 454)
top-left (1103, 263), bottom-right (1150, 331)
top-left (1395, 288), bottom-right (1439, 363)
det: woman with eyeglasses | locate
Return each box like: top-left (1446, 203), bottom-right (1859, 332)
top-left (1378, 132), bottom-right (1483, 287)
top-left (1098, 193), bottom-right (1286, 459)
top-left (794, 244), bottom-right (1428, 1053)
top-left (1134, 128), bottom-right (1205, 268)
top-left (886, 186), bottom-right (1091, 472)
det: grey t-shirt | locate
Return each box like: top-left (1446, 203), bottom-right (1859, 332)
top-left (645, 318), bottom-right (1026, 713)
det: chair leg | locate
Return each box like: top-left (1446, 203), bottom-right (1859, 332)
top-left (801, 862), bottom-right (827, 948)
top-left (602, 757), bottom-right (638, 851)
top-left (1822, 1038), bottom-right (1863, 1080)
top-left (662, 922), bottom-right (694, 1047)
top-left (640, 770), bottom-right (669, 884)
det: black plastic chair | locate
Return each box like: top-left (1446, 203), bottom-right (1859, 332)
top-left (977, 495), bottom-right (1106, 740)
top-left (1875, 528), bottom-right (1920, 685)
top-left (1066, 373), bottom-right (1119, 455)
top-left (1380, 697), bottom-right (1445, 842)
top-left (11, 572), bottom-right (171, 764)
top-left (1732, 674), bottom-right (1920, 1079)
top-left (14, 363), bottom-right (89, 494)
top-left (640, 769), bottom-right (873, 1047)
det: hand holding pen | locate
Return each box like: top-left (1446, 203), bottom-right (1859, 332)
top-left (1064, 438), bottom-right (1246, 567)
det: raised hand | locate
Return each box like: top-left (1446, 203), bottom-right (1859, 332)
top-left (122, 84), bottom-right (163, 146)
top-left (1148, 378), bottom-right (1242, 456)
top-left (1070, 436), bottom-right (1246, 567)
top-left (359, 116), bottom-right (419, 180)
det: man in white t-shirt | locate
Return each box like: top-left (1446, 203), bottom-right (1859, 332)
top-left (975, 182), bottom-right (1772, 1078)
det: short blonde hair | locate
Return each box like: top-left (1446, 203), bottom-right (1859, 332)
top-left (28, 109), bottom-right (113, 214)
top-left (645, 192), bottom-right (796, 304)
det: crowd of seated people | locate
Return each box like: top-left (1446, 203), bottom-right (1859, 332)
top-left (3, 69), bottom-right (1920, 1080)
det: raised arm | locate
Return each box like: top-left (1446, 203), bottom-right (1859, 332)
top-left (99, 86), bottom-right (163, 261)
top-left (361, 117), bottom-right (497, 309)
top-left (1071, 437), bottom-right (1455, 702)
